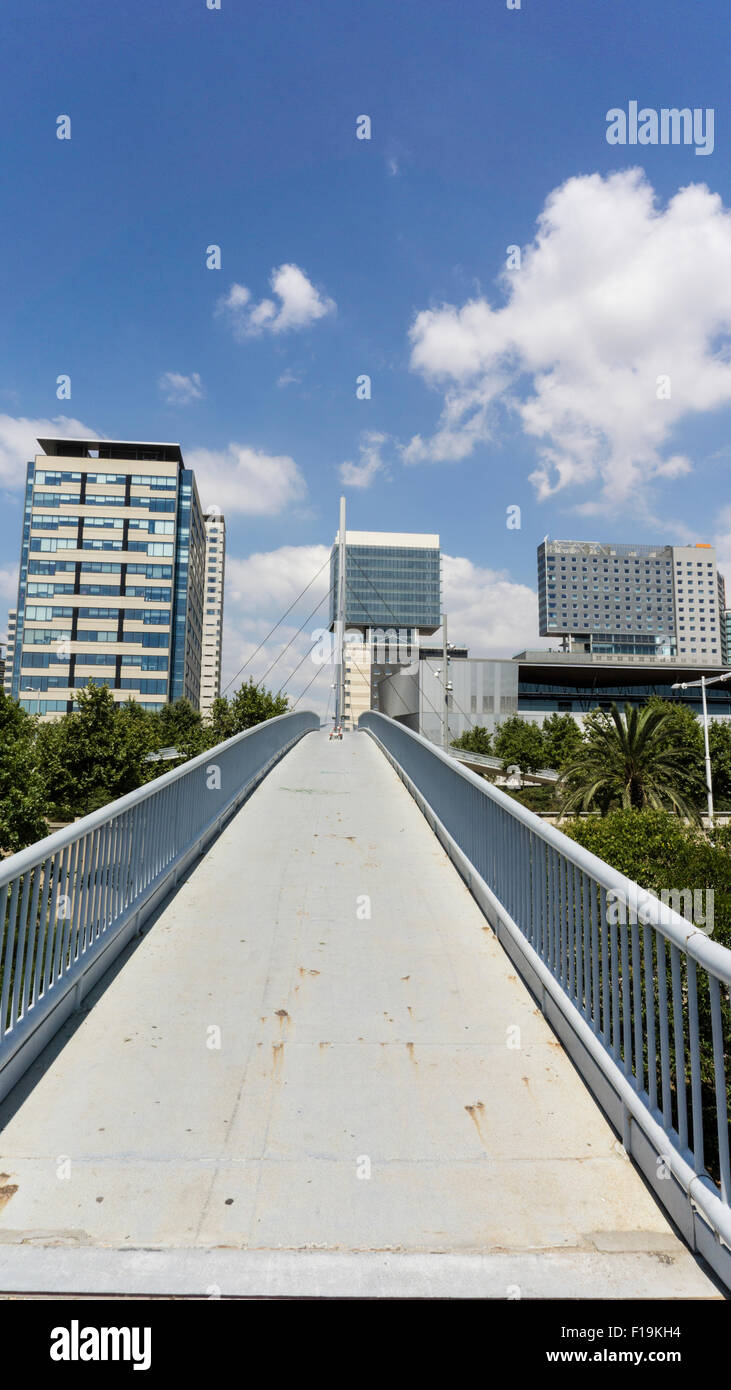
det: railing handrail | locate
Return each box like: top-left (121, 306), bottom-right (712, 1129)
top-left (361, 713), bottom-right (731, 983)
top-left (360, 710), bottom-right (731, 1290)
top-left (0, 710), bottom-right (304, 887)
top-left (0, 710), bottom-right (319, 1106)
top-left (449, 748), bottom-right (559, 780)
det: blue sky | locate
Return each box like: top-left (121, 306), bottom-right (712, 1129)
top-left (1, 0), bottom-right (730, 708)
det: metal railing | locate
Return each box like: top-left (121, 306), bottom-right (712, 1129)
top-left (360, 711), bottom-right (731, 1290)
top-left (449, 747), bottom-right (559, 782)
top-left (0, 710), bottom-right (318, 1102)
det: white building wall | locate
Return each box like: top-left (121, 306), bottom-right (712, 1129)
top-left (671, 545), bottom-right (724, 661)
top-left (200, 513), bottom-right (225, 719)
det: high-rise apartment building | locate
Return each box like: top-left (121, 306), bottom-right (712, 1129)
top-left (10, 438), bottom-right (205, 718)
top-left (538, 539), bottom-right (725, 662)
top-left (200, 511), bottom-right (226, 719)
top-left (329, 528), bottom-right (442, 728)
top-left (2, 609), bottom-right (16, 695)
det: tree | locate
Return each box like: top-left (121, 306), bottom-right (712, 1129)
top-left (493, 715), bottom-right (545, 773)
top-left (154, 698), bottom-right (205, 759)
top-left (205, 695), bottom-right (236, 746)
top-left (707, 719), bottom-right (731, 810)
top-left (559, 702), bottom-right (700, 821)
top-left (225, 679), bottom-right (289, 735)
top-left (451, 725), bottom-right (492, 756)
top-left (115, 699), bottom-right (161, 789)
top-left (642, 696), bottom-right (705, 807)
top-left (0, 691), bottom-right (48, 853)
top-left (540, 712), bottom-right (584, 771)
top-left (36, 682), bottom-right (125, 819)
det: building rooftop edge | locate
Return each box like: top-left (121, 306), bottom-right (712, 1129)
top-left (36, 437), bottom-right (184, 462)
top-left (333, 530), bottom-right (440, 547)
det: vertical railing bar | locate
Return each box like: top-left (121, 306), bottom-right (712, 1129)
top-left (112, 814), bottom-right (122, 921)
top-left (686, 958), bottom-right (704, 1174)
top-left (67, 834), bottom-right (84, 967)
top-left (600, 885), bottom-right (610, 1045)
top-left (60, 837), bottom-right (81, 978)
top-left (657, 934), bottom-right (672, 1127)
top-left (21, 863), bottom-right (43, 1017)
top-left (106, 816), bottom-right (119, 928)
top-left (562, 854), bottom-right (569, 988)
top-left (590, 877), bottom-right (600, 1031)
top-left (51, 845), bottom-right (71, 987)
top-left (34, 856), bottom-right (53, 1002)
top-left (670, 943), bottom-right (689, 1151)
top-left (549, 849), bottom-right (558, 974)
top-left (709, 975), bottom-right (730, 1204)
top-left (610, 912), bottom-right (620, 1060)
top-left (10, 867), bottom-right (33, 1031)
top-left (643, 923), bottom-right (658, 1114)
top-left (1, 878), bottom-right (20, 1035)
top-left (631, 919), bottom-right (643, 1094)
top-left (620, 913), bottom-right (632, 1077)
top-left (580, 867), bottom-right (592, 1023)
top-left (92, 823), bottom-right (109, 942)
top-left (532, 839), bottom-right (539, 957)
top-left (44, 852), bottom-right (63, 993)
top-left (75, 830), bottom-right (93, 960)
top-left (566, 859), bottom-right (575, 1000)
top-left (100, 819), bottom-right (115, 934)
top-left (82, 828), bottom-right (101, 955)
top-left (0, 884), bottom-right (8, 1015)
top-left (0, 884), bottom-right (9, 1028)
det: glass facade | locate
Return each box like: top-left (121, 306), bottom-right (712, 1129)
top-left (170, 470), bottom-right (205, 704)
top-left (11, 464), bottom-right (34, 699)
top-left (330, 540), bottom-right (441, 631)
top-left (518, 677), bottom-right (731, 718)
top-left (11, 442), bottom-right (205, 717)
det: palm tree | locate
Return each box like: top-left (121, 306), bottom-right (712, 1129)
top-left (559, 702), bottom-right (700, 821)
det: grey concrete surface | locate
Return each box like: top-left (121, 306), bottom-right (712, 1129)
top-left (0, 731), bottom-right (721, 1297)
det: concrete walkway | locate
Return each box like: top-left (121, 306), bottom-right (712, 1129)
top-left (0, 731), bottom-right (721, 1297)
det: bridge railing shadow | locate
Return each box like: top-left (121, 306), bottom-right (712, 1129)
top-left (360, 710), bottom-right (731, 1293)
top-left (0, 710), bottom-right (319, 1106)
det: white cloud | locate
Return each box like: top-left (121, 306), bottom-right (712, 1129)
top-left (0, 414), bottom-right (102, 489)
top-left (712, 507), bottom-right (731, 581)
top-left (338, 431), bottom-right (389, 488)
top-left (225, 544), bottom-right (330, 614)
top-left (216, 264), bottom-right (336, 338)
top-left (276, 369), bottom-right (302, 388)
top-left (221, 543), bottom-right (333, 714)
top-left (406, 170), bottom-right (731, 510)
top-left (158, 371), bottom-right (203, 405)
top-left (186, 443), bottom-right (308, 516)
top-left (442, 553), bottom-right (551, 657)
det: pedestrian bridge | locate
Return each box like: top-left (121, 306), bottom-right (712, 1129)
top-left (0, 712), bottom-right (729, 1299)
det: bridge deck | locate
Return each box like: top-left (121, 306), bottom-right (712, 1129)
top-left (0, 731), bottom-right (720, 1297)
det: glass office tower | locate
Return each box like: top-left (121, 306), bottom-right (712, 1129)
top-left (329, 530), bottom-right (441, 632)
top-left (10, 438), bottom-right (205, 717)
top-left (328, 528), bottom-right (442, 729)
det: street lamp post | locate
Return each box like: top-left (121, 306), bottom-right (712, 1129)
top-left (672, 670), bottom-right (731, 828)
